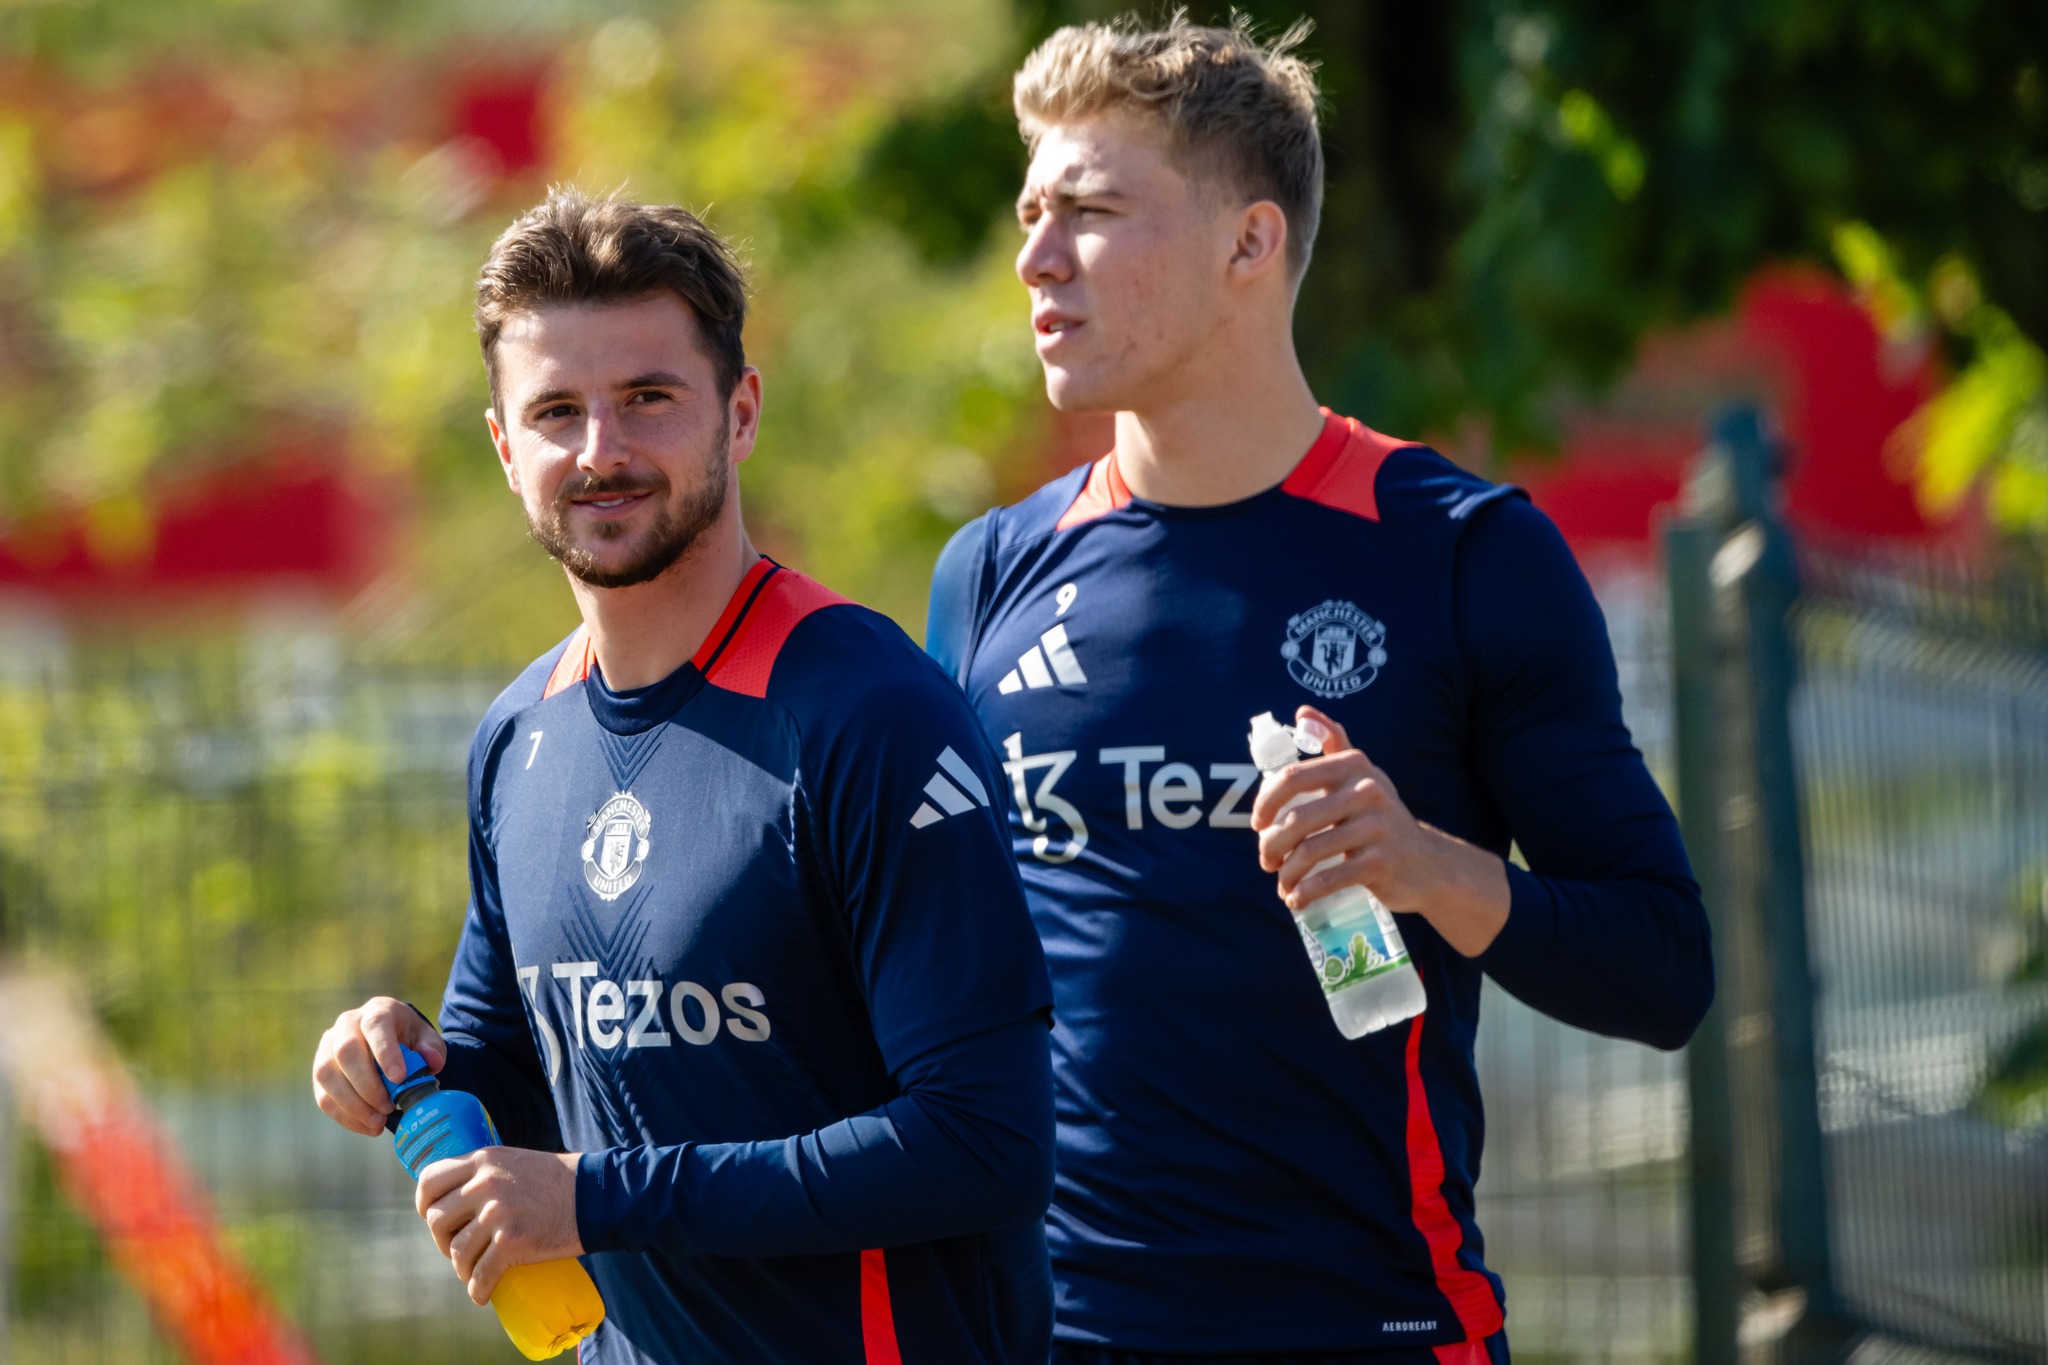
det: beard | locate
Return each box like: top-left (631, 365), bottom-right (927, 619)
top-left (526, 425), bottom-right (732, 589)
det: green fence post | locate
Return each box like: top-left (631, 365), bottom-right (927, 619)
top-left (1719, 408), bottom-right (1860, 1361)
top-left (1668, 513), bottom-right (1737, 1365)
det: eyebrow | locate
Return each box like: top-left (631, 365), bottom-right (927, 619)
top-left (1017, 182), bottom-right (1123, 214)
top-left (523, 387), bottom-right (579, 412)
top-left (617, 371), bottom-right (691, 391)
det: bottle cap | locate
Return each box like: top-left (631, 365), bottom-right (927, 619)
top-left (383, 1042), bottom-right (438, 1109)
top-left (1247, 711), bottom-right (1302, 773)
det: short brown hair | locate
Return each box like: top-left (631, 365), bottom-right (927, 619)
top-left (1014, 12), bottom-right (1323, 274)
top-left (475, 188), bottom-right (748, 411)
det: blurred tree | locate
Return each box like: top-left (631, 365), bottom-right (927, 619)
top-left (863, 0), bottom-right (2048, 534)
top-left (0, 0), bottom-right (1039, 653)
top-left (7, 0), bottom-right (2048, 649)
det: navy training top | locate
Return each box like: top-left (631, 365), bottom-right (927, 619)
top-left (926, 411), bottom-right (1713, 1356)
top-left (435, 558), bottom-right (1057, 1365)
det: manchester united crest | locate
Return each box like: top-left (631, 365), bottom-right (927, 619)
top-left (581, 792), bottom-right (651, 901)
top-left (1280, 600), bottom-right (1387, 699)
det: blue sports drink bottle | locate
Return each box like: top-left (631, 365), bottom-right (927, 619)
top-left (383, 1044), bottom-right (605, 1359)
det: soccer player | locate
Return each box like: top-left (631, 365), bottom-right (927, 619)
top-left (310, 191), bottom-right (1056, 1364)
top-left (926, 18), bottom-right (1714, 1364)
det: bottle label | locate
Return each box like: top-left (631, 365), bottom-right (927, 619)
top-left (1298, 898), bottom-right (1410, 996)
top-left (393, 1096), bottom-right (503, 1179)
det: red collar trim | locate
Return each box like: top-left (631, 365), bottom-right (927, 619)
top-left (1054, 453), bottom-right (1135, 531)
top-left (538, 557), bottom-right (778, 702)
top-left (689, 557), bottom-right (779, 675)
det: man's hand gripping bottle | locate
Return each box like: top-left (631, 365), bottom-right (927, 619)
top-left (384, 1044), bottom-right (605, 1359)
top-left (1248, 712), bottom-right (1427, 1038)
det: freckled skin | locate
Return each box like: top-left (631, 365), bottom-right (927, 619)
top-left (1015, 118), bottom-right (1246, 416)
top-left (1011, 116), bottom-right (1513, 956)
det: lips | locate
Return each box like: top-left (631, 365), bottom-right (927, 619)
top-left (1034, 310), bottom-right (1082, 337)
top-left (562, 476), bottom-right (662, 516)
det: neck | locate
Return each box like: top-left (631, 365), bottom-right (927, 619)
top-left (569, 507), bottom-right (757, 690)
top-left (1110, 318), bottom-right (1326, 506)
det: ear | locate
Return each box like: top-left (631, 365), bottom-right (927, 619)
top-left (485, 408), bottom-right (521, 494)
top-left (726, 368), bottom-right (764, 465)
top-left (1224, 200), bottom-right (1291, 285)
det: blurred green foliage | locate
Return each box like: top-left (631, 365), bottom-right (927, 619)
top-left (0, 660), bottom-right (483, 1078)
top-left (5, 0), bottom-right (2046, 644)
top-left (981, 1), bottom-right (2048, 531)
top-left (1299, 0), bottom-right (2044, 532)
top-left (0, 0), bottom-right (1042, 662)
top-left (1976, 863), bottom-right (2048, 1135)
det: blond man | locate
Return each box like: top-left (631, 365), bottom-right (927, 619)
top-left (926, 17), bottom-right (1711, 1363)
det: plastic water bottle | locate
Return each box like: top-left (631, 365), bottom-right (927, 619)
top-left (1247, 712), bottom-right (1427, 1038)
top-left (384, 1044), bottom-right (605, 1360)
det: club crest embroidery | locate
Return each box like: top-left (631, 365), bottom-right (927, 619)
top-left (581, 792), bottom-right (651, 901)
top-left (1281, 600), bottom-right (1388, 699)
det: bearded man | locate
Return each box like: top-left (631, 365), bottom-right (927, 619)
top-left (312, 189), bottom-right (1056, 1365)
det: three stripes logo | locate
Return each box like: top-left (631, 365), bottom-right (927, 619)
top-left (997, 623), bottom-right (1088, 694)
top-left (910, 746), bottom-right (994, 829)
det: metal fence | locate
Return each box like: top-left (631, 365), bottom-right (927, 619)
top-left (0, 649), bottom-right (511, 1363)
top-left (1665, 410), bottom-right (2048, 1364)
top-left (1476, 410), bottom-right (2048, 1365)
top-left (1798, 551), bottom-right (2048, 1356)
top-left (1474, 558), bottom-right (1693, 1365)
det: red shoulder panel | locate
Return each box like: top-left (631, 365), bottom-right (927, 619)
top-left (541, 626), bottom-right (596, 699)
top-left (1054, 455), bottom-right (1133, 531)
top-left (1280, 409), bottom-right (1418, 522)
top-left (702, 566), bottom-right (853, 699)
top-left (690, 557), bottom-right (778, 672)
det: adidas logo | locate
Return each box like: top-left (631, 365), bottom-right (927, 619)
top-left (909, 746), bottom-right (993, 828)
top-left (998, 624), bottom-right (1088, 693)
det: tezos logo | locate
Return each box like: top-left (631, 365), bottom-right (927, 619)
top-left (582, 791), bottom-right (651, 900)
top-left (1281, 600), bottom-right (1387, 699)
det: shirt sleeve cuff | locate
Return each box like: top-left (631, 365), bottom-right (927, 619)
top-left (1475, 861), bottom-right (1555, 971)
top-left (575, 1149), bottom-right (633, 1255)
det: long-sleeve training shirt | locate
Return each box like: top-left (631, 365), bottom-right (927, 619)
top-left (925, 410), bottom-right (1713, 1358)
top-left (435, 558), bottom-right (1057, 1365)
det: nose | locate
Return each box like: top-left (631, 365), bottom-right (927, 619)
top-left (576, 402), bottom-right (631, 473)
top-left (1016, 212), bottom-right (1074, 290)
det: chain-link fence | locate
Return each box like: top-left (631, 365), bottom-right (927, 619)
top-left (1667, 410), bottom-right (2048, 1364)
top-left (1798, 550), bottom-right (2048, 1358)
top-left (0, 647), bottom-right (512, 1363)
top-left (1478, 411), bottom-right (2048, 1365)
top-left (1475, 559), bottom-right (1693, 1365)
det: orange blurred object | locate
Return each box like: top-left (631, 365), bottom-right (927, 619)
top-left (0, 970), bottom-right (319, 1365)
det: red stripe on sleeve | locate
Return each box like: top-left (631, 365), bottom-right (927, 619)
top-left (1433, 1338), bottom-right (1491, 1364)
top-left (542, 627), bottom-right (596, 699)
top-left (1404, 1011), bottom-right (1506, 1342)
top-left (702, 567), bottom-right (852, 699)
top-left (860, 1248), bottom-right (904, 1365)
